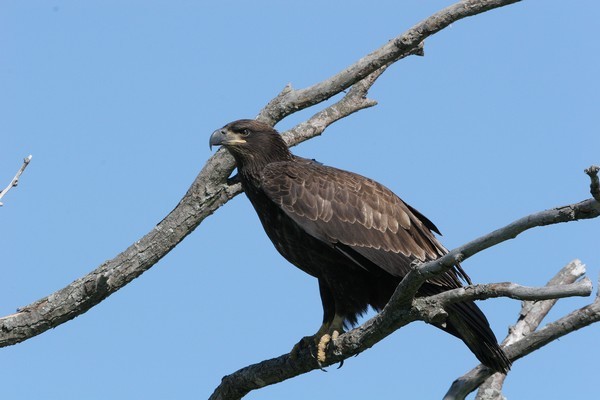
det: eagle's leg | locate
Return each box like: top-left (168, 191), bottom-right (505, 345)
top-left (290, 280), bottom-right (344, 365)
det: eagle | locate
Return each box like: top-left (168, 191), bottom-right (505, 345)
top-left (209, 119), bottom-right (511, 373)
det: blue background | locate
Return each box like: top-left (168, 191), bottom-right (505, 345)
top-left (2, 1), bottom-right (599, 398)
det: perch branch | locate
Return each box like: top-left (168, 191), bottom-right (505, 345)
top-left (0, 155), bottom-right (32, 206)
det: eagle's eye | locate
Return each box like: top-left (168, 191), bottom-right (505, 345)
top-left (240, 129), bottom-right (250, 136)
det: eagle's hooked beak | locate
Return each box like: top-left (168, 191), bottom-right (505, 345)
top-left (209, 128), bottom-right (227, 150)
top-left (209, 128), bottom-right (246, 150)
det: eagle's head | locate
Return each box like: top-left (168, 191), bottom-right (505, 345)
top-left (209, 119), bottom-right (292, 168)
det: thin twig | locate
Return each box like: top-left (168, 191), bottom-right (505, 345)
top-left (426, 278), bottom-right (592, 306)
top-left (0, 155), bottom-right (32, 206)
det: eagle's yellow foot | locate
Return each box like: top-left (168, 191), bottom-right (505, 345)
top-left (291, 315), bottom-right (344, 368)
top-left (317, 330), bottom-right (340, 365)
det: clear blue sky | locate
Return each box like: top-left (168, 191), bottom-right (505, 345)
top-left (2, 1), bottom-right (599, 399)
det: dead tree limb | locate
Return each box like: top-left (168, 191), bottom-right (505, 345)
top-left (473, 259), bottom-right (587, 400)
top-left (443, 260), bottom-right (595, 400)
top-left (445, 281), bottom-right (600, 400)
top-left (0, 155), bottom-right (32, 207)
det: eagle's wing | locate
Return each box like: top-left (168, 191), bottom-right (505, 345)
top-left (260, 159), bottom-right (468, 288)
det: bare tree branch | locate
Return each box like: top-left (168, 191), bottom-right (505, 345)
top-left (280, 65), bottom-right (388, 147)
top-left (0, 155), bottom-right (32, 207)
top-left (473, 259), bottom-right (587, 400)
top-left (445, 259), bottom-right (595, 400)
top-left (386, 196), bottom-right (600, 314)
top-left (441, 167), bottom-right (600, 399)
top-left (445, 294), bottom-right (600, 400)
top-left (504, 259), bottom-right (588, 345)
top-left (428, 278), bottom-right (592, 305)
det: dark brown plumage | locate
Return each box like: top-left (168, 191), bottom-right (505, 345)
top-left (209, 119), bottom-right (511, 373)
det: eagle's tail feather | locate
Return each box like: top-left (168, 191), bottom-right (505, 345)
top-left (443, 300), bottom-right (511, 373)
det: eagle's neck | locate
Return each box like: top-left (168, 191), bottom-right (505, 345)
top-left (234, 141), bottom-right (292, 187)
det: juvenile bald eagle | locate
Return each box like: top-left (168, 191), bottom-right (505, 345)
top-left (209, 119), bottom-right (511, 373)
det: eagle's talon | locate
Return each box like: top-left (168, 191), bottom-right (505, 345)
top-left (316, 333), bottom-right (332, 364)
top-left (331, 330), bottom-right (340, 340)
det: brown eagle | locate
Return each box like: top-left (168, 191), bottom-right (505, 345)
top-left (209, 119), bottom-right (511, 373)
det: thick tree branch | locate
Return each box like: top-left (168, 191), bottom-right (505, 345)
top-left (0, 155), bottom-right (32, 207)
